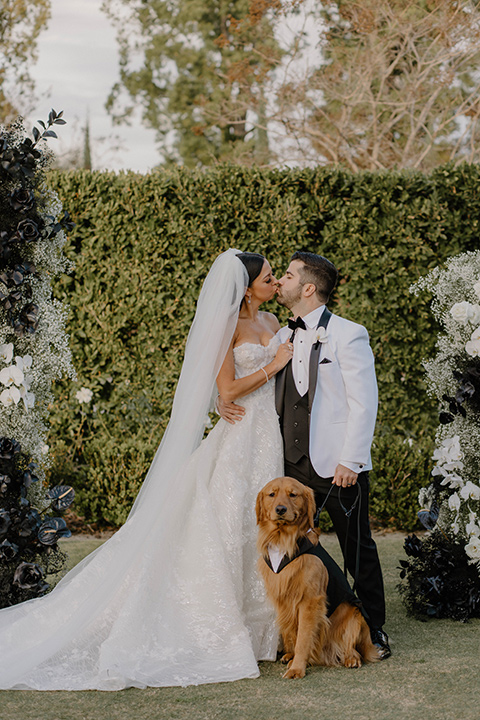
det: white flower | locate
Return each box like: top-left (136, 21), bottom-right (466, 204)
top-left (450, 301), bottom-right (474, 324)
top-left (473, 280), bottom-right (480, 300)
top-left (439, 472), bottom-right (464, 489)
top-left (75, 387), bottom-right (93, 404)
top-left (314, 327), bottom-right (328, 344)
top-left (0, 365), bottom-right (24, 387)
top-left (0, 343), bottom-right (14, 364)
top-left (466, 512), bottom-right (480, 537)
top-left (204, 415), bottom-right (213, 429)
top-left (470, 304), bottom-right (480, 325)
top-left (448, 492), bottom-right (461, 512)
top-left (40, 443), bottom-right (49, 455)
top-left (0, 386), bottom-right (21, 407)
top-left (465, 327), bottom-right (480, 357)
top-left (432, 436), bottom-right (463, 472)
top-left (15, 354), bottom-right (33, 371)
top-left (19, 386), bottom-right (35, 411)
top-left (465, 536), bottom-right (480, 560)
top-left (460, 481), bottom-right (480, 501)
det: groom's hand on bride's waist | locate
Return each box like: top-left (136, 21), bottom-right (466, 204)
top-left (215, 395), bottom-right (245, 424)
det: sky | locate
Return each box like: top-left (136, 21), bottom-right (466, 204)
top-left (28, 0), bottom-right (322, 173)
top-left (29, 0), bottom-right (160, 173)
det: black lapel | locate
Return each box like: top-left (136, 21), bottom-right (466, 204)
top-left (308, 307), bottom-right (332, 413)
top-left (275, 365), bottom-right (287, 418)
top-left (264, 535), bottom-right (317, 574)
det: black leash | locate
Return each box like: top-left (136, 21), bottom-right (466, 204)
top-left (313, 482), bottom-right (362, 591)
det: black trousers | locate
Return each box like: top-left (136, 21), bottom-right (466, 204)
top-left (284, 455), bottom-right (386, 630)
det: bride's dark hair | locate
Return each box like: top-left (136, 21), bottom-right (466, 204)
top-left (236, 252), bottom-right (265, 286)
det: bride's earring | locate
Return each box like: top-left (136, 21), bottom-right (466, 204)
top-left (247, 297), bottom-right (251, 304)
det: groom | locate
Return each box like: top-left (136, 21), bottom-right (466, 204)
top-left (220, 250), bottom-right (390, 659)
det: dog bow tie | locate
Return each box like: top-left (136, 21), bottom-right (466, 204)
top-left (288, 317), bottom-right (306, 340)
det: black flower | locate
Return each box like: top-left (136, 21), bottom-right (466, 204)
top-left (15, 219), bottom-right (40, 243)
top-left (0, 539), bottom-right (19, 561)
top-left (404, 533), bottom-right (423, 558)
top-left (418, 499), bottom-right (439, 530)
top-left (13, 562), bottom-right (48, 592)
top-left (0, 474), bottom-right (11, 494)
top-left (0, 437), bottom-right (21, 461)
top-left (13, 302), bottom-right (39, 336)
top-left (0, 261), bottom-right (36, 289)
top-left (46, 485), bottom-right (75, 511)
top-left (0, 510), bottom-right (12, 538)
top-left (0, 231), bottom-right (15, 264)
top-left (9, 188), bottom-right (35, 213)
top-left (38, 517), bottom-right (71, 545)
top-left (17, 508), bottom-right (41, 538)
top-left (0, 287), bottom-right (23, 313)
top-left (22, 464), bottom-right (39, 489)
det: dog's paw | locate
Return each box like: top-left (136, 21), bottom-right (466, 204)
top-left (280, 653), bottom-right (294, 664)
top-left (344, 654), bottom-right (362, 669)
top-left (282, 665), bottom-right (306, 679)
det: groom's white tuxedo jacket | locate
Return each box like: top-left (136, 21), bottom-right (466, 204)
top-left (277, 307), bottom-right (378, 479)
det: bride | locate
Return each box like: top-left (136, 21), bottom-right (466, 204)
top-left (0, 249), bottom-right (293, 690)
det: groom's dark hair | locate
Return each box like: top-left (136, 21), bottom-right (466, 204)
top-left (291, 251), bottom-right (338, 302)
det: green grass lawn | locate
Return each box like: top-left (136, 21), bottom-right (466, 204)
top-left (0, 533), bottom-right (478, 720)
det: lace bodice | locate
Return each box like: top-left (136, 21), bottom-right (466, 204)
top-left (233, 336), bottom-right (280, 396)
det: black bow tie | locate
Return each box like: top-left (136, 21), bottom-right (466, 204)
top-left (288, 316), bottom-right (306, 340)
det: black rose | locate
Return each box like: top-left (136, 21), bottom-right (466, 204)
top-left (0, 437), bottom-right (21, 461)
top-left (13, 561), bottom-right (48, 592)
top-left (17, 508), bottom-right (41, 538)
top-left (16, 219), bottom-right (40, 243)
top-left (9, 188), bottom-right (35, 213)
top-left (0, 539), bottom-right (19, 561)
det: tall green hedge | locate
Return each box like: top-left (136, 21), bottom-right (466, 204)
top-left (45, 164), bottom-right (480, 528)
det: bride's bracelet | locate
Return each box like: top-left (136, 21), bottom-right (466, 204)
top-left (260, 366), bottom-right (269, 383)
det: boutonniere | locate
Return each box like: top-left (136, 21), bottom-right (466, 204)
top-left (314, 328), bottom-right (329, 345)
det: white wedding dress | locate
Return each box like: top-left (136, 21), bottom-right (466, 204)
top-left (0, 336), bottom-right (283, 690)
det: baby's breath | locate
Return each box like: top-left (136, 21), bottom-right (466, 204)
top-left (413, 251), bottom-right (480, 567)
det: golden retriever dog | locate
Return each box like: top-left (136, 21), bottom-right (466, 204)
top-left (256, 476), bottom-right (380, 679)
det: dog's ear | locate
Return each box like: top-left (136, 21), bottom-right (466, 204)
top-left (305, 486), bottom-right (316, 529)
top-left (255, 490), bottom-right (264, 524)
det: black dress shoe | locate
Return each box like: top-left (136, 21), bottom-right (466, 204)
top-left (370, 628), bottom-right (391, 660)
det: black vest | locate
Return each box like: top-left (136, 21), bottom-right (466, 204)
top-left (282, 362), bottom-right (310, 463)
top-left (277, 308), bottom-right (332, 463)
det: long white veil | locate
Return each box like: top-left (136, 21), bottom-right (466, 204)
top-left (128, 247), bottom-right (248, 515)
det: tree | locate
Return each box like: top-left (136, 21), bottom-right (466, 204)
top-left (0, 0), bottom-right (51, 124)
top-left (102, 0), bottom-right (286, 166)
top-left (277, 0), bottom-right (480, 170)
top-left (82, 113), bottom-right (92, 170)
